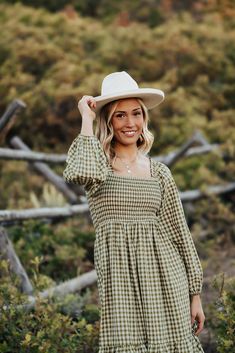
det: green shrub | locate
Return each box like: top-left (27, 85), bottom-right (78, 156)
top-left (0, 257), bottom-right (100, 353)
top-left (7, 218), bottom-right (95, 283)
top-left (207, 273), bottom-right (235, 353)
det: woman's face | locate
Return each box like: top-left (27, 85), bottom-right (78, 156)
top-left (110, 98), bottom-right (144, 146)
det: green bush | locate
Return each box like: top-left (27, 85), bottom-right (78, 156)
top-left (0, 257), bottom-right (100, 353)
top-left (207, 273), bottom-right (235, 353)
top-left (6, 219), bottom-right (95, 283)
top-left (0, 218), bottom-right (100, 352)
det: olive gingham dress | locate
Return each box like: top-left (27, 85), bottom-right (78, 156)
top-left (63, 133), bottom-right (205, 353)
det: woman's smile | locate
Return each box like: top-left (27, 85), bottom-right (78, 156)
top-left (122, 130), bottom-right (137, 137)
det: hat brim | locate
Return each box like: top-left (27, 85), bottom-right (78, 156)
top-left (93, 88), bottom-right (164, 113)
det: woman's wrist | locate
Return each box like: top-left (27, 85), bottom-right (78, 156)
top-left (190, 293), bottom-right (201, 301)
top-left (81, 114), bottom-right (95, 121)
top-left (80, 115), bottom-right (95, 135)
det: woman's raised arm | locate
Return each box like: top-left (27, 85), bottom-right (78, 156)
top-left (63, 96), bottom-right (109, 196)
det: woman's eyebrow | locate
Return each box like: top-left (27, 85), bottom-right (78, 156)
top-left (114, 107), bottom-right (141, 113)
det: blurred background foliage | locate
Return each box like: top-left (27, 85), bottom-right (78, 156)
top-left (0, 1), bottom-right (235, 352)
top-left (0, 1), bottom-right (234, 153)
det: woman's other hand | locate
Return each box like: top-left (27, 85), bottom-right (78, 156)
top-left (78, 95), bottom-right (96, 120)
top-left (190, 294), bottom-right (205, 336)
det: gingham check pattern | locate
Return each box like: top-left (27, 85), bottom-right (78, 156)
top-left (63, 133), bottom-right (204, 353)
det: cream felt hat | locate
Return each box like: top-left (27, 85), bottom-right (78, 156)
top-left (94, 71), bottom-right (165, 113)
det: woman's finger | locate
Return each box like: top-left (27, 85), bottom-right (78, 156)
top-left (87, 97), bottom-right (96, 107)
top-left (194, 315), bottom-right (205, 335)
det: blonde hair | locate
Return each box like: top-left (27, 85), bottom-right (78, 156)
top-left (94, 98), bottom-right (154, 166)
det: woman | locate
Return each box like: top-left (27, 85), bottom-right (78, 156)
top-left (63, 71), bottom-right (205, 353)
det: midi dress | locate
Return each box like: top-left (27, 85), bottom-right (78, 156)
top-left (63, 133), bottom-right (205, 353)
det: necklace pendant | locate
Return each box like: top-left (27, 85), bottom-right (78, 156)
top-left (116, 152), bottom-right (140, 175)
top-left (126, 164), bottom-right (131, 173)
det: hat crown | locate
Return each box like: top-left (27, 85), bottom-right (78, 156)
top-left (101, 71), bottom-right (139, 96)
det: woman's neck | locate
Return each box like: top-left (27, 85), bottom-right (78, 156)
top-left (113, 144), bottom-right (139, 160)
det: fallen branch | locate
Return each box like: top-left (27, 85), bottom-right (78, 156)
top-left (0, 204), bottom-right (89, 222)
top-left (0, 227), bottom-right (33, 294)
top-left (0, 147), bottom-right (67, 163)
top-left (154, 143), bottom-right (221, 164)
top-left (180, 181), bottom-right (235, 201)
top-left (5, 269), bottom-right (97, 312)
top-left (193, 130), bottom-right (210, 146)
top-left (0, 99), bottom-right (26, 133)
top-left (161, 130), bottom-right (219, 166)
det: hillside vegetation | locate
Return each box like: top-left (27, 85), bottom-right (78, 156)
top-left (0, 2), bottom-right (235, 352)
top-left (0, 2), bottom-right (235, 153)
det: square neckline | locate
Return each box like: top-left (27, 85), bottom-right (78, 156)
top-left (109, 155), bottom-right (155, 181)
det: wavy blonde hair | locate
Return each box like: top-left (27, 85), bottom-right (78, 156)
top-left (94, 98), bottom-right (154, 166)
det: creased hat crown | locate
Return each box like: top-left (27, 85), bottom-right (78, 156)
top-left (101, 71), bottom-right (139, 95)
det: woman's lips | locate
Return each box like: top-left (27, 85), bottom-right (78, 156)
top-left (122, 131), bottom-right (136, 137)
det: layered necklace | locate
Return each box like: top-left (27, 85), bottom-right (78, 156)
top-left (115, 150), bottom-right (140, 174)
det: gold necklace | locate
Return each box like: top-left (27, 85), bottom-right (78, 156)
top-left (115, 151), bottom-right (139, 174)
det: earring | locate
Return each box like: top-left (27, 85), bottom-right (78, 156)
top-left (138, 133), bottom-right (144, 142)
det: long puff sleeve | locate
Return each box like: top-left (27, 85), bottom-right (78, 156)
top-left (158, 163), bottom-right (203, 296)
top-left (63, 134), bottom-right (110, 196)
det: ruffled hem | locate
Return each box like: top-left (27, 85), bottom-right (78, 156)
top-left (98, 333), bottom-right (204, 353)
top-left (98, 343), bottom-right (147, 353)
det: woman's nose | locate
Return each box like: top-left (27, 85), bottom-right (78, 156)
top-left (125, 116), bottom-right (135, 126)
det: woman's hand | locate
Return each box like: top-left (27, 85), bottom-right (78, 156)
top-left (78, 95), bottom-right (96, 121)
top-left (190, 294), bottom-right (205, 336)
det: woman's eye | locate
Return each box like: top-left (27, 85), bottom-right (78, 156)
top-left (115, 112), bottom-right (141, 118)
